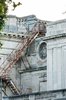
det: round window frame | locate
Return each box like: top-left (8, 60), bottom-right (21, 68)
top-left (37, 41), bottom-right (47, 61)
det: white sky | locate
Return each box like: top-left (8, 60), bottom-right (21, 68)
top-left (8, 0), bottom-right (66, 21)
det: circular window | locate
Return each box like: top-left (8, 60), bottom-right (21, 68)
top-left (39, 42), bottom-right (47, 60)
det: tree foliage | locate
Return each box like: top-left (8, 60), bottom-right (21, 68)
top-left (0, 0), bottom-right (22, 30)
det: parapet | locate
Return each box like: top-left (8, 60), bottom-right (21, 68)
top-left (46, 19), bottom-right (66, 36)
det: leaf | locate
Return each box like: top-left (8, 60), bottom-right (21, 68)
top-left (12, 2), bottom-right (22, 10)
top-left (0, 0), bottom-right (22, 30)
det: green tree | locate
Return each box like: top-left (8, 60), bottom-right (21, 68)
top-left (0, 0), bottom-right (22, 30)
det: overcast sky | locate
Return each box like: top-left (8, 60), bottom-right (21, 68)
top-left (8, 0), bottom-right (66, 21)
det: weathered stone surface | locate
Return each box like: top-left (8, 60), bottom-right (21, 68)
top-left (46, 19), bottom-right (66, 36)
top-left (47, 33), bottom-right (66, 90)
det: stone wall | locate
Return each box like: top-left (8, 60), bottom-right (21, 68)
top-left (20, 37), bottom-right (47, 70)
top-left (3, 90), bottom-right (66, 100)
top-left (47, 35), bottom-right (66, 91)
top-left (21, 70), bottom-right (47, 94)
top-left (47, 19), bottom-right (66, 36)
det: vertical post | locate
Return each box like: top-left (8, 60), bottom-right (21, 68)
top-left (0, 78), bottom-right (2, 100)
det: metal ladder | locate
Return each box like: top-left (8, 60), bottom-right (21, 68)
top-left (0, 21), bottom-right (46, 77)
top-left (2, 77), bottom-right (21, 95)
